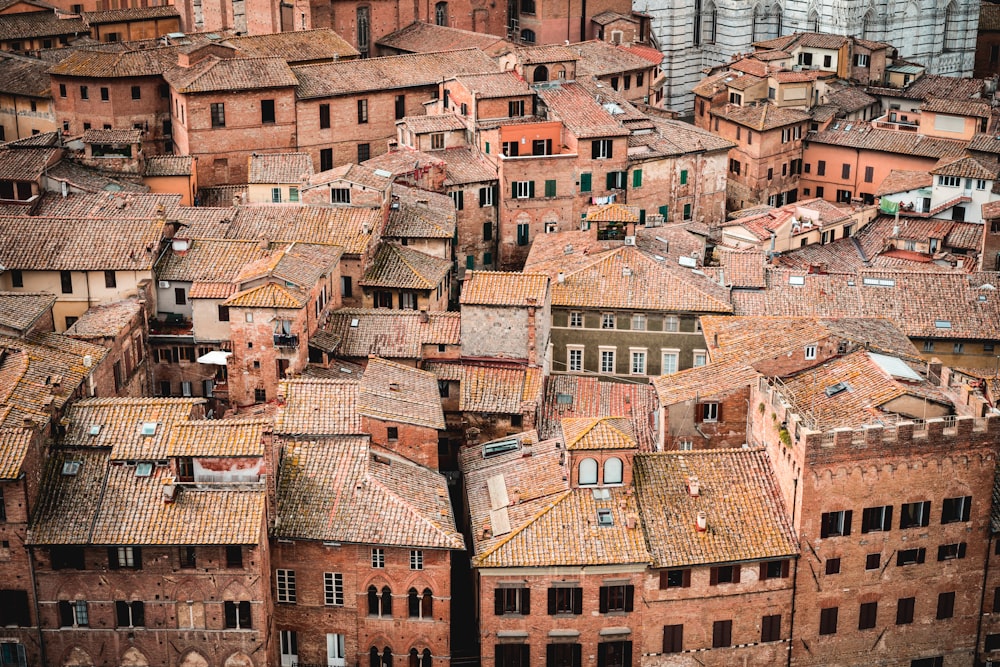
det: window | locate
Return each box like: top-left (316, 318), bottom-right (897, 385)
top-left (101, 270), bottom-right (117, 289)
top-left (544, 179), bottom-right (557, 198)
top-left (858, 602), bottom-right (877, 630)
top-left (937, 543), bottom-right (967, 561)
top-left (435, 0), bottom-right (447, 24)
top-left (599, 584), bottom-right (633, 613)
top-left (601, 313), bottom-right (616, 329)
top-left (911, 659), bottom-right (944, 667)
top-left (861, 505), bottom-right (892, 533)
top-left (357, 99), bottom-right (369, 124)
top-left (324, 572), bottom-right (344, 606)
top-left (592, 139), bottom-right (613, 159)
top-left (568, 311), bottom-right (583, 328)
top-left (693, 351), bottom-right (707, 367)
top-left (939, 175), bottom-right (960, 187)
top-left (0, 591), bottom-right (29, 627)
top-left (367, 585), bottom-right (392, 617)
top-left (821, 510), bottom-right (852, 537)
top-left (600, 349), bottom-right (615, 374)
top-left (178, 546), bottom-right (196, 569)
top-left (480, 188), bottom-right (495, 208)
top-left (659, 350), bottom-right (679, 375)
top-left (658, 624), bottom-right (684, 653)
top-left (660, 569), bottom-right (691, 588)
top-left (604, 457), bottom-right (623, 484)
top-left (710, 565), bottom-right (740, 585)
top-left (496, 644), bottom-right (530, 666)
top-left (358, 143), bottom-right (370, 163)
top-left (450, 189), bottom-right (464, 210)
top-left (109, 546), bottom-right (141, 569)
top-left (761, 614), bottom-right (781, 642)
top-left (760, 560), bottom-right (789, 580)
top-left (729, 92), bottom-right (741, 105)
top-left (495, 586), bottom-right (530, 615)
top-left (941, 496), bottom-right (971, 523)
top-left (854, 53), bottom-right (870, 66)
top-left (60, 271), bottom-right (73, 294)
top-left (568, 347), bottom-right (583, 372)
top-left (580, 173), bottom-right (592, 192)
top-left (548, 586), bottom-right (583, 615)
top-left (936, 591), bottom-right (955, 619)
top-left (211, 103), bottom-right (225, 127)
top-left (59, 601), bottom-right (88, 627)
top-left (410, 549), bottom-right (423, 570)
top-left (819, 607), bottom-right (838, 635)
top-left (804, 344), bottom-right (817, 360)
top-left (900, 501), bottom-right (930, 529)
top-left (115, 600), bottom-right (145, 628)
top-left (276, 569), bottom-right (296, 603)
top-left (897, 547), bottom-right (926, 566)
top-left (319, 104), bottom-right (331, 129)
top-left (99, 87), bottom-right (109, 101)
top-left (680, 169), bottom-right (688, 185)
top-left (683, 203), bottom-right (692, 220)
top-left (9, 270), bottom-right (22, 289)
top-left (408, 587), bottom-right (433, 618)
top-left (271, 187), bottom-right (283, 203)
top-left (372, 548), bottom-right (385, 568)
top-left (865, 553), bottom-right (881, 570)
top-left (816, 160), bottom-right (826, 176)
top-left (226, 546), bottom-right (243, 568)
top-left (729, 158), bottom-right (741, 175)
top-left (261, 99), bottom-right (275, 124)
top-left (331, 188), bottom-right (351, 204)
top-left (576, 457), bottom-right (599, 486)
top-left (606, 171), bottom-right (627, 189)
top-left (597, 641), bottom-right (631, 667)
top-left (224, 601), bottom-right (251, 629)
top-left (320, 148), bottom-right (333, 171)
top-left (890, 596), bottom-right (916, 625)
top-left (430, 132), bottom-right (445, 150)
top-left (512, 181), bottom-right (534, 199)
top-left (825, 558), bottom-right (841, 575)
top-left (545, 643), bottom-right (581, 667)
top-left (712, 620), bottom-right (732, 648)
top-left (630, 350), bottom-right (646, 375)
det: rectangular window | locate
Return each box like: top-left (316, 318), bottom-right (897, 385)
top-left (825, 558), bottom-right (841, 574)
top-left (680, 169), bottom-right (688, 185)
top-left (900, 501), bottom-right (930, 529)
top-left (395, 94), bottom-right (406, 120)
top-left (712, 619), bottom-right (732, 648)
top-left (100, 87), bottom-right (109, 101)
top-left (597, 640), bottom-right (631, 667)
top-left (865, 553), bottom-right (881, 570)
top-left (858, 602), bottom-right (877, 630)
top-left (357, 143), bottom-right (370, 163)
top-left (502, 141), bottom-right (519, 157)
top-left (226, 546), bottom-right (243, 568)
top-left (592, 139), bottom-right (613, 159)
top-left (372, 548), bottom-right (385, 568)
top-left (210, 103), bottom-right (225, 127)
top-left (841, 163), bottom-right (851, 179)
top-left (224, 601), bottom-right (251, 629)
top-left (633, 169), bottom-right (642, 187)
top-left (60, 271), bottom-right (73, 294)
top-left (600, 349), bottom-right (615, 374)
top-left (548, 586), bottom-right (583, 615)
top-left (319, 104), bottom-right (330, 129)
top-left (599, 584), bottom-right (633, 613)
top-left (941, 496), bottom-right (971, 523)
top-left (601, 313), bottom-right (616, 329)
top-left (450, 190), bottom-right (464, 210)
top-left (939, 175), bottom-right (960, 187)
top-left (701, 402), bottom-right (719, 422)
top-left (819, 607), bottom-right (838, 635)
top-left (320, 148), bottom-right (333, 171)
top-left (896, 597), bottom-right (915, 624)
top-left (508, 100), bottom-right (525, 117)
top-left (495, 587), bottom-right (530, 615)
top-left (817, 160), bottom-right (826, 176)
top-left (760, 560), bottom-right (789, 580)
top-left (659, 569), bottom-right (691, 589)
top-left (607, 171), bottom-right (626, 189)
top-left (936, 592), bottom-right (955, 619)
top-left (102, 270), bottom-right (117, 289)
top-left (115, 600), bottom-right (145, 628)
top-left (410, 549), bottom-right (423, 570)
top-left (109, 546), bottom-right (141, 569)
top-left (546, 643), bottom-right (581, 667)
top-left (174, 287), bottom-right (186, 305)
top-left (661, 351), bottom-right (679, 375)
top-left (480, 188), bottom-right (495, 208)
top-left (630, 350), bottom-right (646, 375)
top-left (821, 510), bottom-right (852, 537)
top-left (516, 223), bottom-right (530, 246)
top-left (59, 601), bottom-right (89, 627)
top-left (663, 624), bottom-right (683, 653)
top-left (324, 572), bottom-right (344, 606)
top-left (729, 158), bottom-right (741, 175)
top-left (861, 505), bottom-right (892, 533)
top-left (497, 644), bottom-right (530, 666)
top-left (357, 99), bottom-right (368, 123)
top-left (261, 99), bottom-right (275, 124)
top-left (568, 347), bottom-right (583, 372)
top-left (569, 312), bottom-right (582, 327)
top-left (544, 179), bottom-right (557, 197)
top-left (897, 547), bottom-right (926, 566)
top-left (864, 166), bottom-right (874, 183)
top-left (276, 569), bottom-right (296, 603)
top-left (271, 187), bottom-right (282, 203)
top-left (761, 614), bottom-right (781, 642)
top-left (693, 351), bottom-right (707, 367)
top-left (580, 172), bottom-right (592, 192)
top-left (937, 543), bottom-right (967, 561)
top-left (513, 181), bottom-right (534, 199)
top-left (683, 203), bottom-right (692, 220)
top-left (710, 565), bottom-right (740, 585)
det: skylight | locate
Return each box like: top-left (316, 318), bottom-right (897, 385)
top-left (61, 461), bottom-right (81, 476)
top-left (934, 320), bottom-right (952, 329)
top-left (789, 276), bottom-right (805, 285)
top-left (140, 422), bottom-right (158, 436)
top-left (862, 277), bottom-right (895, 287)
top-left (135, 462), bottom-right (153, 477)
top-left (483, 439), bottom-right (519, 458)
top-left (597, 509), bottom-right (614, 526)
top-left (88, 424), bottom-right (101, 436)
top-left (825, 382), bottom-right (849, 397)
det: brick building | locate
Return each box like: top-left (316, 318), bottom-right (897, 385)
top-left (64, 299), bottom-right (151, 398)
top-left (324, 308), bottom-right (462, 367)
top-left (0, 51), bottom-right (55, 142)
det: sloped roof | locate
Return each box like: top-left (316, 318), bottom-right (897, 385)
top-left (64, 299), bottom-right (140, 338)
top-left (361, 243), bottom-right (451, 290)
top-left (165, 418), bottom-right (269, 457)
top-left (248, 152), bottom-right (313, 184)
top-left (275, 378), bottom-right (362, 436)
top-left (0, 50), bottom-right (52, 97)
top-left (164, 55), bottom-right (297, 93)
top-left (376, 20), bottom-right (509, 54)
top-left (0, 215), bottom-right (163, 271)
top-left (358, 357), bottom-right (445, 429)
top-left (0, 291), bottom-right (55, 333)
top-left (326, 308), bottom-right (460, 359)
top-left (61, 396), bottom-right (203, 459)
top-left (461, 270), bottom-right (549, 306)
top-left (426, 361), bottom-right (543, 414)
top-left (225, 282), bottom-right (309, 309)
top-left (385, 185), bottom-right (456, 239)
top-left (561, 416), bottom-right (636, 450)
top-left (157, 238), bottom-right (270, 283)
top-left (225, 28), bottom-right (359, 63)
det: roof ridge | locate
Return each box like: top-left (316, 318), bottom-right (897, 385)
top-left (366, 470), bottom-right (462, 548)
top-left (473, 489), bottom-right (573, 566)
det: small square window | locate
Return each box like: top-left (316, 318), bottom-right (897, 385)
top-left (410, 549), bottom-right (423, 570)
top-left (601, 313), bottom-right (616, 329)
top-left (372, 548), bottom-right (385, 568)
top-left (865, 553), bottom-right (880, 570)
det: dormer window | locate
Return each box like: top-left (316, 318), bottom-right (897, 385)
top-left (604, 457), bottom-right (623, 484)
top-left (579, 458), bottom-right (598, 485)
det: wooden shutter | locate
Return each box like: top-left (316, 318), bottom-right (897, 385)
top-left (624, 585), bottom-right (634, 611)
top-left (573, 589), bottom-right (583, 615)
top-left (528, 181), bottom-right (535, 198)
top-left (962, 496), bottom-right (972, 522)
top-left (709, 567), bottom-right (718, 585)
top-left (843, 510), bottom-right (853, 536)
top-left (959, 542), bottom-right (967, 559)
top-left (108, 548), bottom-right (119, 569)
top-left (759, 562), bottom-right (768, 580)
top-left (132, 601), bottom-right (145, 627)
top-left (495, 589), bottom-right (504, 615)
top-left (547, 588), bottom-right (557, 615)
top-left (716, 402), bottom-right (723, 422)
top-left (732, 565), bottom-right (741, 583)
top-left (580, 172), bottom-right (592, 192)
top-left (521, 588), bottom-right (530, 615)
top-left (598, 586), bottom-right (609, 613)
top-left (479, 187), bottom-right (487, 206)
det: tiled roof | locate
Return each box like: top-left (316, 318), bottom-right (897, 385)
top-left (358, 357), bottom-right (445, 429)
top-left (946, 221), bottom-right (983, 250)
top-left (982, 1), bottom-right (1000, 31)
top-left (825, 85), bottom-right (876, 113)
top-left (326, 308), bottom-right (460, 359)
top-left (399, 113), bottom-right (467, 133)
top-left (248, 152), bottom-right (313, 183)
top-left (361, 242), bottom-right (451, 290)
top-left (773, 237), bottom-right (866, 272)
top-left (620, 43), bottom-right (663, 66)
top-left (157, 238), bottom-right (269, 282)
top-left (308, 162), bottom-right (392, 191)
top-left (362, 147), bottom-right (445, 177)
top-left (561, 416), bottom-right (636, 450)
top-left (292, 48), bottom-right (497, 98)
top-left (539, 374), bottom-right (658, 451)
top-left (28, 449), bottom-right (109, 544)
top-left (710, 103), bottom-right (810, 131)
top-left (651, 357), bottom-right (759, 405)
top-left (225, 28), bottom-right (359, 63)
top-left (572, 39), bottom-right (656, 76)
top-left (225, 282), bottom-right (308, 309)
top-left (164, 56), bottom-right (297, 93)
top-left (460, 270), bottom-right (549, 306)
top-left (551, 245), bottom-right (733, 312)
top-left (0, 51), bottom-right (52, 97)
top-left (634, 448), bottom-right (797, 568)
top-left (83, 128), bottom-right (142, 144)
top-left (875, 169), bottom-right (933, 195)
top-left (48, 44), bottom-right (176, 77)
top-left (461, 436), bottom-right (648, 568)
top-left (44, 159), bottom-right (147, 194)
top-left (441, 146), bottom-right (497, 186)
top-left (807, 124), bottom-right (966, 159)
top-left (691, 71), bottom-right (733, 98)
top-left (61, 396), bottom-right (203, 459)
top-left (165, 418), bottom-right (269, 457)
top-left (932, 154), bottom-right (997, 179)
top-left (0, 291), bottom-right (55, 332)
top-left (189, 280), bottom-right (233, 297)
top-left (590, 10), bottom-right (634, 25)
top-left (515, 43), bottom-right (579, 64)
top-left (922, 97), bottom-right (992, 117)
top-left (537, 82), bottom-right (629, 138)
top-left (82, 5), bottom-right (178, 23)
top-left (453, 71), bottom-right (531, 99)
top-left (376, 20), bottom-right (508, 54)
top-left (385, 185), bottom-right (456, 239)
top-left (144, 155), bottom-right (193, 177)
top-left (426, 361), bottom-right (542, 414)
top-left (0, 215), bottom-right (163, 270)
top-left (869, 74), bottom-right (984, 102)
top-left (714, 246), bottom-right (766, 288)
top-left (0, 145), bottom-right (58, 181)
top-left (236, 242), bottom-right (341, 289)
top-left (275, 438), bottom-right (463, 548)
top-left (0, 428), bottom-right (32, 479)
top-left (64, 300), bottom-right (139, 338)
top-left (275, 378), bottom-right (362, 436)
top-left (627, 117), bottom-right (734, 160)
top-left (586, 202), bottom-right (639, 222)
top-left (0, 11), bottom-right (86, 40)
top-left (521, 229), bottom-right (618, 277)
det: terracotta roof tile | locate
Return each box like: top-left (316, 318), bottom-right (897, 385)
top-left (627, 117), bottom-right (734, 159)
top-left (0, 11), bottom-right (86, 40)
top-left (62, 396), bottom-right (203, 459)
top-left (514, 43), bottom-right (579, 64)
top-left (0, 215), bottom-right (163, 270)
top-left (248, 152), bottom-right (313, 183)
top-left (0, 51), bottom-right (52, 97)
top-left (157, 238), bottom-right (269, 282)
top-left (460, 270), bottom-right (549, 306)
top-left (64, 300), bottom-right (140, 338)
top-left (441, 146), bottom-right (497, 185)
top-left (807, 123), bottom-right (966, 159)
top-left (164, 56), bottom-right (296, 93)
top-left (572, 39), bottom-right (656, 76)
top-left (714, 246), bottom-right (766, 288)
top-left (711, 103), bottom-right (810, 131)
top-left (537, 82), bottom-right (629, 138)
top-left (225, 28), bottom-right (359, 63)
top-left (326, 308), bottom-right (460, 359)
top-left (539, 375), bottom-right (658, 451)
top-left (275, 378), bottom-right (362, 436)
top-left (308, 162), bottom-right (392, 192)
top-left (28, 449), bottom-right (109, 544)
top-left (82, 128), bottom-right (142, 144)
top-left (361, 242), bottom-right (451, 290)
top-left (561, 416), bottom-right (635, 450)
top-left (82, 5), bottom-right (178, 23)
top-left (932, 154), bottom-right (997, 179)
top-left (359, 357), bottom-right (445, 429)
top-left (165, 418), bottom-right (269, 457)
top-left (453, 71), bottom-right (532, 99)
top-left (385, 184), bottom-right (456, 238)
top-left (188, 281), bottom-right (236, 299)
top-left (634, 448), bottom-right (797, 567)
top-left (0, 428), bottom-right (32, 479)
top-left (0, 145), bottom-right (58, 181)
top-left (426, 361), bottom-right (542, 414)
top-left (922, 97), bottom-right (992, 117)
top-left (275, 438), bottom-right (463, 548)
top-left (376, 20), bottom-right (508, 55)
top-left (399, 113), bottom-right (467, 133)
top-left (0, 291), bottom-right (55, 333)
top-left (144, 155), bottom-right (193, 177)
top-left (225, 282), bottom-right (309, 309)
top-left (869, 74), bottom-right (984, 102)
top-left (875, 169), bottom-right (933, 195)
top-left (49, 45), bottom-right (178, 78)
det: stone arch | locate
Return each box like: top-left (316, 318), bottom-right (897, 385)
top-left (62, 647), bottom-right (94, 667)
top-left (943, 0), bottom-right (963, 51)
top-left (807, 7), bottom-right (820, 31)
top-left (220, 580), bottom-right (252, 600)
top-left (533, 65), bottom-right (549, 82)
top-left (224, 652), bottom-right (254, 667)
top-left (178, 651), bottom-right (209, 667)
top-left (120, 648), bottom-right (149, 667)
top-left (860, 7), bottom-right (877, 38)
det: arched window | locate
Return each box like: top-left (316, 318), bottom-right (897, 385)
top-left (368, 585), bottom-right (379, 615)
top-left (408, 588), bottom-right (420, 617)
top-left (422, 588), bottom-right (433, 618)
top-left (356, 6), bottom-right (370, 57)
top-left (704, 2), bottom-right (717, 44)
top-left (383, 647), bottom-right (393, 667)
top-left (520, 29), bottom-right (536, 43)
top-left (435, 1), bottom-right (447, 26)
top-left (408, 649), bottom-right (432, 667)
top-left (408, 588), bottom-right (433, 618)
top-left (533, 65), bottom-right (549, 82)
top-left (381, 586), bottom-right (393, 617)
top-left (943, 1), bottom-right (962, 51)
top-left (371, 647), bottom-right (393, 667)
top-left (368, 585), bottom-right (392, 616)
top-left (579, 458), bottom-right (598, 485)
top-left (693, 0), bottom-right (702, 46)
top-left (808, 9), bottom-right (819, 32)
top-left (604, 457), bottom-right (623, 484)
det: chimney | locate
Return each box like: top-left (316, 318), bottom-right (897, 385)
top-left (695, 511), bottom-right (707, 532)
top-left (557, 271), bottom-right (566, 283)
top-left (418, 309), bottom-right (429, 323)
top-left (162, 477), bottom-right (178, 504)
top-left (687, 475), bottom-right (700, 497)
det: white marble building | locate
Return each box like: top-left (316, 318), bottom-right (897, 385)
top-left (642, 0), bottom-right (980, 113)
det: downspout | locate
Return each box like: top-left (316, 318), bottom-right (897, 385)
top-left (23, 470), bottom-right (45, 667)
top-left (975, 530), bottom-right (994, 666)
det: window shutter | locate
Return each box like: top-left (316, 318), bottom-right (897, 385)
top-left (695, 404), bottom-right (704, 423)
top-left (133, 547), bottom-right (141, 567)
top-left (545, 180), bottom-right (556, 197)
top-left (599, 586), bottom-right (609, 613)
top-left (732, 566), bottom-right (741, 583)
top-left (959, 542), bottom-right (967, 558)
top-left (592, 141), bottom-right (600, 159)
top-left (547, 588), bottom-right (557, 615)
top-left (572, 643), bottom-right (581, 664)
top-left (639, 209), bottom-right (646, 225)
top-left (658, 205), bottom-right (668, 218)
top-left (115, 601), bottom-right (127, 625)
top-left (782, 560), bottom-right (790, 577)
top-left (921, 502), bottom-right (931, 527)
top-left (683, 569), bottom-right (691, 587)
top-left (528, 181), bottom-right (535, 198)
top-left (494, 590), bottom-right (503, 615)
top-left (624, 585), bottom-right (634, 611)
top-left (547, 645), bottom-right (556, 663)
top-left (843, 510), bottom-right (853, 536)
top-left (511, 183), bottom-right (517, 198)
top-left (580, 172), bottom-right (592, 192)
top-left (622, 641), bottom-right (632, 664)
top-left (680, 169), bottom-right (688, 185)
top-left (607, 142), bottom-right (614, 159)
top-left (224, 601), bottom-right (237, 627)
top-left (632, 169), bottom-right (642, 187)
top-left (759, 562), bottom-right (768, 580)
top-left (716, 403), bottom-right (723, 422)
top-left (522, 588), bottom-right (530, 615)
top-left (239, 601), bottom-right (251, 628)
top-left (659, 571), bottom-right (668, 589)
top-left (709, 567), bottom-right (718, 585)
top-left (573, 589), bottom-right (582, 614)
top-left (108, 548), bottom-right (119, 569)
top-left (606, 172), bottom-right (615, 190)
top-left (479, 187), bottom-right (487, 206)
top-left (597, 645), bottom-right (607, 667)
top-left (59, 601), bottom-right (72, 626)
top-left (917, 548), bottom-right (926, 564)
top-left (133, 602), bottom-right (145, 627)
top-left (962, 496), bottom-right (972, 522)
top-left (884, 506), bottom-right (893, 530)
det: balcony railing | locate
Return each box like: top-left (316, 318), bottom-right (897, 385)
top-left (273, 334), bottom-right (299, 348)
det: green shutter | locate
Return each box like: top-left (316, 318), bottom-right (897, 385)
top-left (484, 252), bottom-right (492, 265)
top-left (485, 141), bottom-right (490, 154)
top-left (639, 209), bottom-right (646, 225)
top-left (545, 179), bottom-right (556, 197)
top-left (607, 172), bottom-right (615, 189)
top-left (658, 205), bottom-right (668, 219)
top-left (680, 169), bottom-right (688, 185)
top-left (528, 181), bottom-right (535, 198)
top-left (466, 255), bottom-right (474, 270)
top-left (632, 169), bottom-right (642, 187)
top-left (580, 172), bottom-right (592, 192)
top-left (683, 203), bottom-right (691, 219)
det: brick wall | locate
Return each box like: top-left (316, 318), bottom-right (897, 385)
top-left (363, 415), bottom-right (441, 470)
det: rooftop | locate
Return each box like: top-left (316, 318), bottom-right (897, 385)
top-left (425, 361), bottom-right (543, 414)
top-left (0, 215), bottom-right (163, 271)
top-left (61, 396), bottom-right (203, 459)
top-left (325, 308), bottom-right (460, 359)
top-left (460, 270), bottom-right (549, 306)
top-left (358, 357), bottom-right (445, 430)
top-left (248, 152), bottom-right (313, 184)
top-left (275, 378), bottom-right (362, 436)
top-left (376, 20), bottom-right (509, 55)
top-left (0, 292), bottom-right (56, 333)
top-left (64, 299), bottom-right (140, 339)
top-left (361, 243), bottom-right (451, 290)
top-left (225, 28), bottom-right (359, 63)
top-left (164, 55), bottom-right (297, 93)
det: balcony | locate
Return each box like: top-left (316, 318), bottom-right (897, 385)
top-left (871, 114), bottom-right (919, 132)
top-left (273, 334), bottom-right (300, 348)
